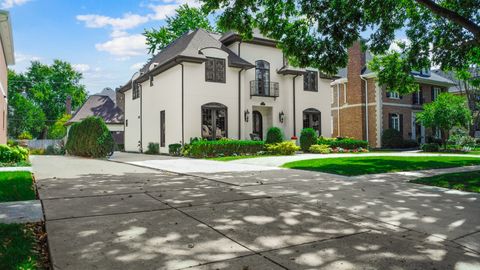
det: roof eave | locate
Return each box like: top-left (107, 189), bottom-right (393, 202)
top-left (0, 10), bottom-right (15, 65)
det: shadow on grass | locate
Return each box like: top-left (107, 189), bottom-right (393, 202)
top-left (283, 157), bottom-right (480, 176)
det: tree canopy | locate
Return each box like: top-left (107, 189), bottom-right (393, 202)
top-left (8, 60), bottom-right (88, 139)
top-left (201, 0), bottom-right (479, 93)
top-left (144, 4), bottom-right (214, 55)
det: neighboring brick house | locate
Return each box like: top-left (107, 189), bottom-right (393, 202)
top-left (331, 42), bottom-right (456, 148)
top-left (0, 11), bottom-right (14, 144)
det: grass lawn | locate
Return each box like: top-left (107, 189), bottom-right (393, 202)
top-left (411, 170), bottom-right (480, 193)
top-left (282, 156), bottom-right (480, 176)
top-left (0, 223), bottom-right (41, 269)
top-left (0, 172), bottom-right (36, 202)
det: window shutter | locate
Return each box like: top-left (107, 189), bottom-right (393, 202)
top-left (388, 114), bottom-right (393, 129)
top-left (420, 89), bottom-right (423, 104)
top-left (400, 114), bottom-right (404, 135)
top-left (205, 58), bottom-right (215, 81)
top-left (431, 87), bottom-right (435, 101)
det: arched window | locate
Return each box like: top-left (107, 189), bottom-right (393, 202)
top-left (201, 103), bottom-right (227, 140)
top-left (388, 113), bottom-right (402, 132)
top-left (255, 60), bottom-right (270, 95)
top-left (303, 108), bottom-right (321, 136)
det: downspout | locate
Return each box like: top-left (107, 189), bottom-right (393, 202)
top-left (180, 63), bottom-right (185, 145)
top-left (337, 84), bottom-right (340, 136)
top-left (140, 83), bottom-right (143, 152)
top-left (238, 69), bottom-right (244, 139)
top-left (361, 76), bottom-right (369, 143)
top-left (292, 75), bottom-right (299, 136)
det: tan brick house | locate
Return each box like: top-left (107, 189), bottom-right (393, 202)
top-left (0, 11), bottom-right (14, 144)
top-left (331, 42), bottom-right (456, 148)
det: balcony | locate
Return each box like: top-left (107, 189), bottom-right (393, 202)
top-left (250, 80), bottom-right (279, 98)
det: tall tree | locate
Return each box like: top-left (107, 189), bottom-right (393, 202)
top-left (144, 4), bottom-right (214, 55)
top-left (201, 0), bottom-right (479, 93)
top-left (8, 60), bottom-right (88, 139)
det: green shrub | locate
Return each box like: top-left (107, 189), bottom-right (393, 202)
top-left (187, 139), bottom-right (265, 158)
top-left (266, 141), bottom-right (300, 155)
top-left (65, 116), bottom-right (114, 158)
top-left (382, 129), bottom-right (404, 148)
top-left (29, 148), bottom-right (45, 155)
top-left (329, 138), bottom-right (368, 149)
top-left (45, 145), bottom-right (65, 155)
top-left (0, 144), bottom-right (29, 164)
top-left (18, 131), bottom-right (32, 140)
top-left (7, 139), bottom-right (18, 147)
top-left (265, 127), bottom-right (283, 144)
top-left (309, 144), bottom-right (332, 154)
top-left (421, 143), bottom-right (440, 152)
top-left (169, 143), bottom-right (182, 156)
top-left (300, 128), bottom-right (318, 152)
top-left (145, 143), bottom-right (160, 154)
top-left (401, 139), bottom-right (419, 149)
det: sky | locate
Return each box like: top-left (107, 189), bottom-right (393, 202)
top-left (4, 0), bottom-right (201, 94)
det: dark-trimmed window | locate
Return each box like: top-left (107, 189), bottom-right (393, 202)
top-left (201, 103), bottom-right (227, 140)
top-left (132, 83), bottom-right (141, 100)
top-left (303, 108), bottom-right (321, 135)
top-left (304, 71), bottom-right (318, 92)
top-left (388, 113), bottom-right (403, 133)
top-left (160, 110), bottom-right (165, 147)
top-left (205, 57), bottom-right (226, 83)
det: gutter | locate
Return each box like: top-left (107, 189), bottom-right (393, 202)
top-left (237, 41), bottom-right (243, 139)
top-left (337, 84), bottom-right (340, 136)
top-left (174, 60), bottom-right (185, 145)
top-left (361, 76), bottom-right (369, 143)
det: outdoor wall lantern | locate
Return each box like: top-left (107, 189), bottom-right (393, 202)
top-left (279, 111), bottom-right (285, 123)
top-left (244, 109), bottom-right (250, 122)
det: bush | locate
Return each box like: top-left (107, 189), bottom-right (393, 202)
top-left (7, 139), bottom-right (18, 147)
top-left (18, 131), bottom-right (32, 140)
top-left (45, 145), bottom-right (65, 155)
top-left (400, 139), bottom-right (419, 149)
top-left (421, 143), bottom-right (440, 152)
top-left (426, 136), bottom-right (443, 145)
top-left (29, 148), bottom-right (45, 155)
top-left (65, 116), bottom-right (115, 158)
top-left (265, 127), bottom-right (283, 144)
top-left (187, 139), bottom-right (265, 158)
top-left (0, 144), bottom-right (29, 164)
top-left (309, 144), bottom-right (332, 154)
top-left (145, 143), bottom-right (160, 154)
top-left (169, 143), bottom-right (182, 156)
top-left (382, 129), bottom-right (403, 148)
top-left (329, 138), bottom-right (368, 149)
top-left (300, 128), bottom-right (318, 152)
top-left (266, 141), bottom-right (300, 155)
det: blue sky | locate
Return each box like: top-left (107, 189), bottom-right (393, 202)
top-left (5, 0), bottom-right (200, 93)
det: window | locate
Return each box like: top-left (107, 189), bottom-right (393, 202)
top-left (412, 86), bottom-right (423, 105)
top-left (132, 83), bottom-right (141, 100)
top-left (150, 76), bottom-right (154, 87)
top-left (160, 110), bottom-right (165, 147)
top-left (303, 108), bottom-right (321, 136)
top-left (304, 71), bottom-right (318, 91)
top-left (255, 60), bottom-right (270, 95)
top-left (205, 57), bottom-right (226, 83)
top-left (126, 119), bottom-right (128, 127)
top-left (432, 87), bottom-right (441, 101)
top-left (201, 103), bottom-right (227, 140)
top-left (389, 113), bottom-right (402, 132)
top-left (387, 90), bottom-right (400, 99)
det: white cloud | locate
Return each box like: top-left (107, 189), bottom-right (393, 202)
top-left (95, 34), bottom-right (147, 58)
top-left (15, 52), bottom-right (41, 63)
top-left (389, 38), bottom-right (411, 52)
top-left (1, 0), bottom-right (31, 9)
top-left (72, 64), bottom-right (91, 73)
top-left (130, 62), bottom-right (145, 70)
top-left (76, 13), bottom-right (150, 31)
top-left (148, 4), bottom-right (178, 20)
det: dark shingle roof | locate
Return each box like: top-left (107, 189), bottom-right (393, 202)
top-left (67, 95), bottom-right (124, 125)
top-left (120, 29), bottom-right (253, 92)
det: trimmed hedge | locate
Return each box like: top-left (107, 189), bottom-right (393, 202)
top-left (169, 143), bottom-right (182, 156)
top-left (266, 127), bottom-right (283, 144)
top-left (145, 143), bottom-right (159, 154)
top-left (266, 141), bottom-right (299, 155)
top-left (65, 116), bottom-right (115, 158)
top-left (309, 144), bottom-right (332, 154)
top-left (382, 128), bottom-right (419, 149)
top-left (187, 139), bottom-right (265, 158)
top-left (421, 143), bottom-right (440, 152)
top-left (300, 128), bottom-right (318, 152)
top-left (0, 144), bottom-right (29, 164)
top-left (317, 137), bottom-right (368, 149)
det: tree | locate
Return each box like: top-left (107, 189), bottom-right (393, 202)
top-left (7, 92), bottom-right (46, 138)
top-left (8, 60), bottom-right (87, 138)
top-left (201, 0), bottom-right (479, 93)
top-left (417, 93), bottom-right (471, 147)
top-left (144, 5), bottom-right (214, 54)
top-left (48, 113), bottom-right (71, 139)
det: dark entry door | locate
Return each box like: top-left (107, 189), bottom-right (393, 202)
top-left (252, 111), bottom-right (263, 140)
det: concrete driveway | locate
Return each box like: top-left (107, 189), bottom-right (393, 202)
top-left (32, 155), bottom-right (480, 269)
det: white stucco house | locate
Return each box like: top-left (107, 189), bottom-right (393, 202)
top-left (119, 29), bottom-right (333, 153)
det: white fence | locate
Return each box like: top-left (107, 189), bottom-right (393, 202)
top-left (18, 139), bottom-right (64, 150)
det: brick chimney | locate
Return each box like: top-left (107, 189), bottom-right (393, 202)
top-left (346, 41), bottom-right (366, 104)
top-left (66, 95), bottom-right (72, 115)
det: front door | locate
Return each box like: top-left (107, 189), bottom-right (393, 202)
top-left (252, 110), bottom-right (263, 140)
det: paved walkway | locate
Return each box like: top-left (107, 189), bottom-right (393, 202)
top-left (0, 200), bottom-right (43, 223)
top-left (33, 155), bottom-right (480, 270)
top-left (0, 166), bottom-right (32, 172)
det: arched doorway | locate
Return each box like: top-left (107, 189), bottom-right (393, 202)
top-left (252, 110), bottom-right (263, 140)
top-left (303, 108), bottom-right (321, 136)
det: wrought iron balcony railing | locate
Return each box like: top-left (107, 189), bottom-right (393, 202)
top-left (250, 80), bottom-right (279, 98)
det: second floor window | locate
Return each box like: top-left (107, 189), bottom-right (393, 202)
top-left (205, 57), bottom-right (226, 83)
top-left (132, 83), bottom-right (141, 100)
top-left (255, 60), bottom-right (270, 95)
top-left (304, 71), bottom-right (318, 91)
top-left (387, 90), bottom-right (400, 99)
top-left (432, 87), bottom-right (441, 101)
top-left (389, 113), bottom-right (403, 132)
